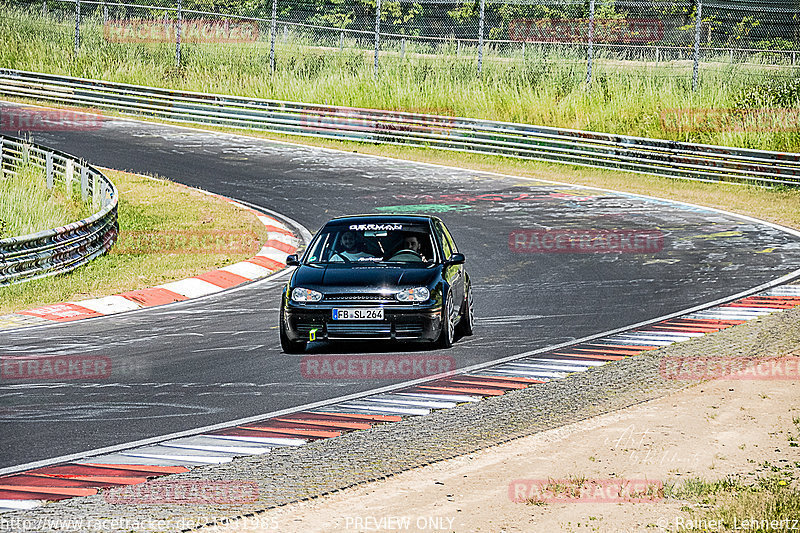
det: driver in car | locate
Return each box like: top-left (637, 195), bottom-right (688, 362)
top-left (330, 231), bottom-right (372, 262)
top-left (392, 233), bottom-right (428, 262)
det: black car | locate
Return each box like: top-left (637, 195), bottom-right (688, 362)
top-left (279, 215), bottom-right (474, 353)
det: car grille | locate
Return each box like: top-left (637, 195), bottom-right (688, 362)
top-left (324, 293), bottom-right (395, 302)
top-left (325, 321), bottom-right (425, 338)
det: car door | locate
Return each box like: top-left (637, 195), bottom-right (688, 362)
top-left (434, 220), bottom-right (465, 312)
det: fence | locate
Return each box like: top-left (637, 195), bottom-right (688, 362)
top-left (0, 69), bottom-right (797, 187)
top-left (13, 0), bottom-right (800, 87)
top-left (0, 134), bottom-right (118, 285)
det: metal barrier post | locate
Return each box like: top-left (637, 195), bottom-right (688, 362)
top-left (692, 0), bottom-right (702, 92)
top-left (401, 38), bottom-right (405, 60)
top-left (269, 0), bottom-right (277, 72)
top-left (46, 152), bottom-right (53, 189)
top-left (175, 0), bottom-right (182, 70)
top-left (92, 170), bottom-right (101, 207)
top-left (374, 0), bottom-right (382, 79)
top-left (66, 159), bottom-right (74, 192)
top-left (586, 0), bottom-right (595, 86)
top-left (80, 165), bottom-right (89, 201)
top-left (477, 0), bottom-right (485, 74)
top-left (74, 0), bottom-right (81, 55)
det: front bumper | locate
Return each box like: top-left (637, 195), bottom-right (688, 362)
top-left (284, 302), bottom-right (442, 342)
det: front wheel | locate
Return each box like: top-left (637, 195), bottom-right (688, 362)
top-left (437, 291), bottom-right (455, 349)
top-left (280, 309), bottom-right (306, 354)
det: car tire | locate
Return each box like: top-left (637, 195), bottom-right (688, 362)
top-left (437, 291), bottom-right (455, 349)
top-left (280, 308), bottom-right (306, 354)
top-left (458, 281), bottom-right (475, 337)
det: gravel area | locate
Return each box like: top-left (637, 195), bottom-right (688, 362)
top-left (2, 305), bottom-right (799, 533)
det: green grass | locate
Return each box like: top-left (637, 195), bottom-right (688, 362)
top-left (0, 169), bottom-right (270, 314)
top-left (666, 472), bottom-right (800, 532)
top-left (0, 162), bottom-right (91, 239)
top-left (1, 6), bottom-right (799, 152)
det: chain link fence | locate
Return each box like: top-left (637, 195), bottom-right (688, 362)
top-left (11, 0), bottom-right (800, 88)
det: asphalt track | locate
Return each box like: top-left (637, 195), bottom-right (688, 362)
top-left (1, 103), bottom-right (799, 470)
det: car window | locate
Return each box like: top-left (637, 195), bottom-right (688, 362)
top-left (434, 220), bottom-right (453, 260)
top-left (305, 222), bottom-right (436, 264)
top-left (441, 221), bottom-right (459, 254)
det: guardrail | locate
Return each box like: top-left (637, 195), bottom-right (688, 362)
top-left (0, 68), bottom-right (798, 187)
top-left (0, 134), bottom-right (118, 286)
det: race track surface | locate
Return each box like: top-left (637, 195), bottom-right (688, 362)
top-left (2, 105), bottom-right (799, 469)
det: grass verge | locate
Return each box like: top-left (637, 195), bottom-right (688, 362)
top-left (0, 162), bottom-right (91, 238)
top-left (666, 472), bottom-right (800, 531)
top-left (0, 169), bottom-right (269, 315)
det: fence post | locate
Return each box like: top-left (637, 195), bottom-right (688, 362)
top-left (103, 3), bottom-right (108, 23)
top-left (477, 0), bottom-right (485, 74)
top-left (586, 0), bottom-right (595, 86)
top-left (46, 152), bottom-right (53, 189)
top-left (66, 159), bottom-right (74, 192)
top-left (269, 0), bottom-right (277, 72)
top-left (339, 30), bottom-right (344, 52)
top-left (374, 0), bottom-right (382, 79)
top-left (175, 0), bottom-right (182, 70)
top-left (42, 0), bottom-right (47, 17)
top-left (692, 0), bottom-right (702, 91)
top-left (74, 0), bottom-right (81, 55)
top-left (0, 138), bottom-right (4, 177)
top-left (80, 165), bottom-right (89, 201)
top-left (401, 38), bottom-right (405, 59)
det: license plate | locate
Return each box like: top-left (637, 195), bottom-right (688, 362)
top-left (332, 308), bottom-right (384, 321)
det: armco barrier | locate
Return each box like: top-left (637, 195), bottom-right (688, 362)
top-left (0, 69), bottom-right (799, 187)
top-left (0, 134), bottom-right (118, 285)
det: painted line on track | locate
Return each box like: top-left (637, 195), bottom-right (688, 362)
top-left (2, 283), bottom-right (799, 512)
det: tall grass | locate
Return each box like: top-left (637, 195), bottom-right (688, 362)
top-left (0, 163), bottom-right (91, 238)
top-left (0, 6), bottom-right (798, 151)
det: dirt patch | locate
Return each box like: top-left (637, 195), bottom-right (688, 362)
top-left (218, 362), bottom-right (800, 533)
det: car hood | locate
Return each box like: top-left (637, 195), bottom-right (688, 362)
top-left (292, 263), bottom-right (440, 292)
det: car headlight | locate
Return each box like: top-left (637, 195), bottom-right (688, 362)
top-left (396, 287), bottom-right (430, 302)
top-left (291, 287), bottom-right (323, 302)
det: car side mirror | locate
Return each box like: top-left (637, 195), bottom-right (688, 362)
top-left (286, 254), bottom-right (300, 266)
top-left (444, 253), bottom-right (465, 266)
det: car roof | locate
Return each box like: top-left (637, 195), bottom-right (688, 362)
top-left (325, 214), bottom-right (441, 225)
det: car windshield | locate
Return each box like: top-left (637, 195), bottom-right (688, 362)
top-left (305, 222), bottom-right (437, 264)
